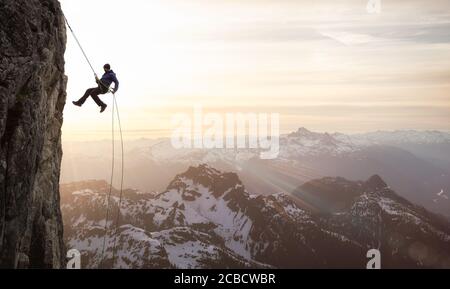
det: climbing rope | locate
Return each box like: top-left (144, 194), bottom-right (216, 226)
top-left (111, 93), bottom-right (125, 267)
top-left (100, 91), bottom-right (124, 269)
top-left (62, 12), bottom-right (125, 269)
top-left (62, 14), bottom-right (97, 77)
top-left (100, 91), bottom-right (115, 269)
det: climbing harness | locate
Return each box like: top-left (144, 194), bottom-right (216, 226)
top-left (63, 13), bottom-right (125, 269)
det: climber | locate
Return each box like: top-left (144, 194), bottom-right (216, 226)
top-left (72, 64), bottom-right (119, 113)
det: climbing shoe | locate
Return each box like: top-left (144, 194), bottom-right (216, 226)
top-left (100, 104), bottom-right (107, 113)
top-left (72, 101), bottom-right (82, 107)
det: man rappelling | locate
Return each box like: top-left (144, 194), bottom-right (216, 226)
top-left (72, 64), bottom-right (119, 113)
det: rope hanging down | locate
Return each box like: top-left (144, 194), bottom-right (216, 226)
top-left (100, 92), bottom-right (115, 268)
top-left (62, 13), bottom-right (125, 269)
top-left (100, 92), bottom-right (124, 268)
top-left (63, 14), bottom-right (97, 77)
top-left (111, 93), bottom-right (125, 266)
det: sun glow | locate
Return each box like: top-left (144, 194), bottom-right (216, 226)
top-left (61, 0), bottom-right (450, 141)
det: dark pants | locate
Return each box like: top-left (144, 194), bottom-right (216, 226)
top-left (77, 86), bottom-right (108, 106)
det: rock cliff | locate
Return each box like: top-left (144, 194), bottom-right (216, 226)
top-left (0, 0), bottom-right (67, 268)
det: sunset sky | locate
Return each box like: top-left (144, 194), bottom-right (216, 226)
top-left (60, 0), bottom-right (450, 141)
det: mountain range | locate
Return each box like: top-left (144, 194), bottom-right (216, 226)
top-left (61, 128), bottom-right (450, 218)
top-left (61, 165), bottom-right (450, 269)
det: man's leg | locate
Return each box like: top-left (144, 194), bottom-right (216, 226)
top-left (74, 88), bottom-right (96, 106)
top-left (90, 87), bottom-right (106, 107)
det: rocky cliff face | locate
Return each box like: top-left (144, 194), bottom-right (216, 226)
top-left (0, 0), bottom-right (67, 268)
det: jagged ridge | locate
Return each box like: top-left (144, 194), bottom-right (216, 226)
top-left (62, 165), bottom-right (450, 269)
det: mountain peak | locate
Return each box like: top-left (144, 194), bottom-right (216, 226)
top-left (184, 164), bottom-right (221, 178)
top-left (289, 127), bottom-right (314, 137)
top-left (365, 175), bottom-right (388, 191)
top-left (167, 164), bottom-right (244, 199)
top-left (297, 127), bottom-right (312, 134)
top-left (294, 174), bottom-right (393, 213)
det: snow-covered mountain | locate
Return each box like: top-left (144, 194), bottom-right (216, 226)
top-left (61, 165), bottom-right (450, 269)
top-left (144, 128), bottom-right (450, 162)
top-left (149, 129), bottom-right (450, 218)
top-left (61, 128), bottom-right (450, 219)
top-left (61, 128), bottom-right (450, 179)
top-left (145, 128), bottom-right (360, 163)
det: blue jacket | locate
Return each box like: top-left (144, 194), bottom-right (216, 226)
top-left (99, 70), bottom-right (119, 93)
